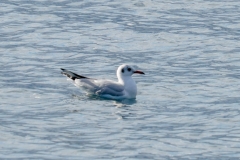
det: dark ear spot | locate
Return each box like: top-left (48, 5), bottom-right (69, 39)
top-left (128, 68), bottom-right (131, 72)
top-left (122, 69), bottom-right (124, 73)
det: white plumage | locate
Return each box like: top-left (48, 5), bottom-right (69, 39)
top-left (61, 64), bottom-right (144, 99)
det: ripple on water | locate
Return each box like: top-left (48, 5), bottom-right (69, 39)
top-left (1, 0), bottom-right (240, 159)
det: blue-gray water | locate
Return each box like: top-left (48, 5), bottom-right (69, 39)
top-left (1, 0), bottom-right (240, 159)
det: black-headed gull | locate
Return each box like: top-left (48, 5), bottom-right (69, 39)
top-left (61, 64), bottom-right (144, 99)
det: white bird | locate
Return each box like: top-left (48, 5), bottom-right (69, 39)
top-left (61, 64), bottom-right (144, 100)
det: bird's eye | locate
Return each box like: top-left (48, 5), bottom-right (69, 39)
top-left (122, 69), bottom-right (124, 73)
top-left (128, 68), bottom-right (131, 72)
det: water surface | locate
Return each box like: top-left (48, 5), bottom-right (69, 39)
top-left (1, 0), bottom-right (240, 159)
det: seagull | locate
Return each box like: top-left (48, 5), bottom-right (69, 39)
top-left (61, 64), bottom-right (144, 99)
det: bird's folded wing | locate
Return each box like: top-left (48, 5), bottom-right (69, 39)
top-left (75, 79), bottom-right (124, 96)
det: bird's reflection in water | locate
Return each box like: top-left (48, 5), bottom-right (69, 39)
top-left (113, 99), bottom-right (137, 120)
top-left (113, 99), bottom-right (137, 107)
top-left (71, 94), bottom-right (137, 120)
top-left (86, 94), bottom-right (137, 105)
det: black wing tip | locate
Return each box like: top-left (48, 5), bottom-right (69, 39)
top-left (60, 68), bottom-right (66, 75)
top-left (60, 68), bottom-right (88, 80)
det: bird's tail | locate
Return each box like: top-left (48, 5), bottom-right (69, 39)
top-left (61, 68), bottom-right (89, 80)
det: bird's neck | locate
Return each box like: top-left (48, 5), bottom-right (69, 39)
top-left (118, 76), bottom-right (133, 86)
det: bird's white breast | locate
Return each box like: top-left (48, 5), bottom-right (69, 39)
top-left (122, 77), bottom-right (137, 98)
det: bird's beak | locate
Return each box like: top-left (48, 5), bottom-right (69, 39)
top-left (134, 70), bottom-right (145, 74)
